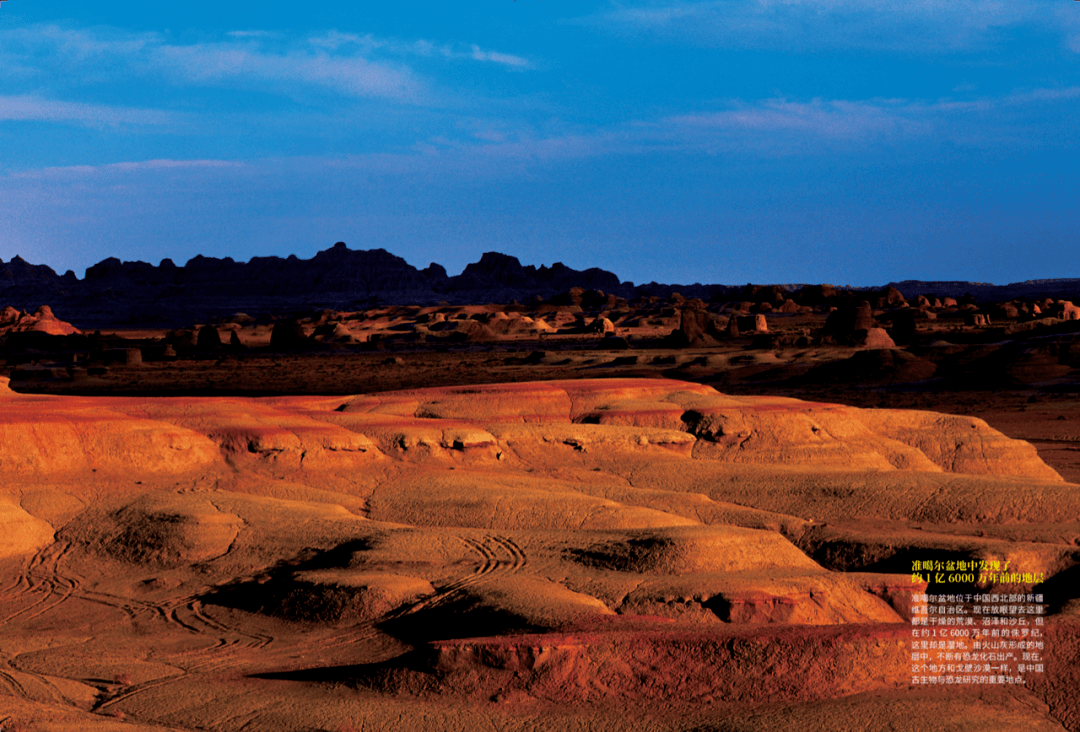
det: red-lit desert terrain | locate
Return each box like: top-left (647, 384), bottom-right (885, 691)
top-left (3, 248), bottom-right (1080, 730)
top-left (1, 374), bottom-right (1078, 731)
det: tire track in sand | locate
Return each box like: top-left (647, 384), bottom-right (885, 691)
top-left (1, 542), bottom-right (77, 624)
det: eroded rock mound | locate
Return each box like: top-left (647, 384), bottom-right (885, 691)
top-left (0, 304), bottom-right (80, 336)
top-left (0, 402), bottom-right (222, 474)
top-left (858, 409), bottom-right (1062, 481)
top-left (214, 570), bottom-right (435, 624)
top-left (73, 494), bottom-right (243, 566)
top-left (566, 525), bottom-right (819, 575)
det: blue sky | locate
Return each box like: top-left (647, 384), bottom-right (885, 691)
top-left (2, 1), bottom-right (1078, 286)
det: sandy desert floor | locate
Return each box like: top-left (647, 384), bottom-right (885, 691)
top-left (1, 371), bottom-right (1078, 731)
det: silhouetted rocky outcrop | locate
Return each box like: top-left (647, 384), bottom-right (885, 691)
top-left (4, 244), bottom-right (1080, 330)
top-left (196, 325), bottom-right (224, 350)
top-left (270, 320), bottom-right (309, 351)
top-left (0, 256), bottom-right (73, 288)
top-left (440, 252), bottom-right (631, 302)
top-left (0, 245), bottom-right (642, 328)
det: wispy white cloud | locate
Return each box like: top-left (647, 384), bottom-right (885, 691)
top-left (395, 84), bottom-right (1080, 167)
top-left (226, 30), bottom-right (282, 39)
top-left (306, 31), bottom-right (532, 68)
top-left (580, 0), bottom-right (1061, 52)
top-left (150, 43), bottom-right (421, 100)
top-left (649, 90), bottom-right (1080, 152)
top-left (663, 99), bottom-right (922, 139)
top-left (1006, 86), bottom-right (1080, 103)
top-left (0, 23), bottom-right (532, 108)
top-left (467, 45), bottom-right (531, 68)
top-left (9, 158), bottom-right (246, 181)
top-left (0, 94), bottom-right (185, 127)
top-left (0, 25), bottom-right (423, 102)
top-left (5, 82), bottom-right (1077, 186)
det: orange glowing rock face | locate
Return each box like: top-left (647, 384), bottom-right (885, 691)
top-left (0, 376), bottom-right (1075, 731)
top-left (0, 305), bottom-right (80, 336)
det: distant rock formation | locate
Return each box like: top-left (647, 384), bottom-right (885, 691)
top-left (430, 319), bottom-right (499, 342)
top-left (862, 328), bottom-right (897, 349)
top-left (197, 325), bottom-right (224, 350)
top-left (1054, 301), bottom-right (1080, 321)
top-left (0, 245), bottom-right (640, 328)
top-left (0, 305), bottom-right (80, 336)
top-left (873, 287), bottom-right (907, 309)
top-left (0, 256), bottom-right (77, 291)
top-left (270, 320), bottom-right (309, 350)
top-left (589, 317), bottom-right (616, 335)
top-left (665, 304), bottom-right (727, 348)
top-left (886, 278), bottom-right (1080, 302)
top-left (823, 302), bottom-right (894, 347)
top-left (3, 244), bottom-right (1080, 330)
top-left (446, 252), bottom-right (631, 304)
